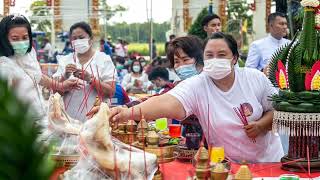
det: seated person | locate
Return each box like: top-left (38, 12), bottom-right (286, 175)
top-left (148, 67), bottom-right (175, 94)
top-left (126, 67), bottom-right (174, 108)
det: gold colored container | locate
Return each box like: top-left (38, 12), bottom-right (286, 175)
top-left (145, 145), bottom-right (176, 163)
top-left (132, 142), bottom-right (176, 164)
top-left (195, 146), bottom-right (210, 179)
top-left (137, 132), bottom-right (146, 146)
top-left (116, 131), bottom-right (137, 144)
top-left (126, 120), bottom-right (137, 133)
top-left (137, 118), bottom-right (148, 129)
top-left (211, 172), bottom-right (228, 180)
top-left (147, 131), bottom-right (160, 147)
top-left (234, 165), bottom-right (252, 180)
top-left (118, 123), bottom-right (127, 133)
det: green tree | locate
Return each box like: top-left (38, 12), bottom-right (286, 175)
top-left (106, 22), bottom-right (170, 43)
top-left (30, 0), bottom-right (52, 36)
top-left (226, 0), bottom-right (253, 48)
top-left (226, 1), bottom-right (252, 33)
top-left (188, 7), bottom-right (209, 39)
top-left (99, 0), bottom-right (126, 21)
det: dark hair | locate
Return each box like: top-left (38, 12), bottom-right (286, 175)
top-left (100, 38), bottom-right (105, 44)
top-left (148, 67), bottom-right (169, 81)
top-left (268, 12), bottom-right (286, 25)
top-left (116, 56), bottom-right (125, 65)
top-left (166, 35), bottom-right (204, 68)
top-left (169, 34), bottom-right (176, 40)
top-left (201, 14), bottom-right (221, 27)
top-left (130, 59), bottom-right (143, 74)
top-left (0, 14), bottom-right (33, 57)
top-left (204, 32), bottom-right (239, 59)
top-left (69, 21), bottom-right (93, 38)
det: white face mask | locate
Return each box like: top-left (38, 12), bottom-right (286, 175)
top-left (203, 58), bottom-right (232, 80)
top-left (132, 65), bottom-right (141, 73)
top-left (72, 38), bottom-right (90, 54)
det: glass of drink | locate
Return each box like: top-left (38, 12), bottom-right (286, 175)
top-left (186, 133), bottom-right (201, 149)
top-left (155, 118), bottom-right (167, 131)
top-left (168, 124), bottom-right (181, 138)
top-left (210, 146), bottom-right (225, 163)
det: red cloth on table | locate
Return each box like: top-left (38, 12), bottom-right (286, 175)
top-left (160, 161), bottom-right (320, 179)
top-left (50, 161), bottom-right (320, 179)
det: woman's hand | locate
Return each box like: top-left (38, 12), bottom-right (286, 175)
top-left (65, 64), bottom-right (77, 74)
top-left (109, 106), bottom-right (131, 124)
top-left (62, 79), bottom-right (83, 91)
top-left (133, 79), bottom-right (143, 88)
top-left (243, 121), bottom-right (264, 139)
top-left (86, 106), bottom-right (130, 124)
top-left (74, 69), bottom-right (92, 82)
top-left (65, 64), bottom-right (77, 78)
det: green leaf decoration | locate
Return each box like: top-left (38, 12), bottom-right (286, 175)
top-left (0, 78), bottom-right (55, 179)
top-left (268, 33), bottom-right (298, 87)
top-left (288, 43), bottom-right (305, 92)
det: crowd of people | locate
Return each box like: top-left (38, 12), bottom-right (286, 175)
top-left (0, 10), bottom-right (291, 163)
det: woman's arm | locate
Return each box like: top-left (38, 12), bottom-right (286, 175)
top-left (39, 74), bottom-right (80, 92)
top-left (109, 94), bottom-right (186, 123)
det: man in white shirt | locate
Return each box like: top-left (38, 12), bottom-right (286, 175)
top-left (245, 12), bottom-right (290, 71)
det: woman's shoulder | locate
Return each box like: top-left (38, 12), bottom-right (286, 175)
top-left (56, 53), bottom-right (74, 65)
top-left (94, 51), bottom-right (112, 61)
top-left (237, 67), bottom-right (271, 89)
top-left (0, 56), bottom-right (16, 67)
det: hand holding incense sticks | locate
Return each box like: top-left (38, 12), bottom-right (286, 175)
top-left (233, 106), bottom-right (256, 143)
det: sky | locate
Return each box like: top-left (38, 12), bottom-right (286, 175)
top-left (107, 0), bottom-right (172, 24)
top-left (1, 0), bottom-right (172, 23)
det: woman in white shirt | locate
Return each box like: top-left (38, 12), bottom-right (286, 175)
top-left (109, 32), bottom-right (283, 163)
top-left (0, 14), bottom-right (79, 124)
top-left (53, 22), bottom-right (116, 122)
top-left (121, 59), bottom-right (149, 93)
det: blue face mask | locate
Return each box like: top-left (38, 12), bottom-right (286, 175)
top-left (175, 64), bottom-right (198, 80)
top-left (116, 64), bottom-right (124, 70)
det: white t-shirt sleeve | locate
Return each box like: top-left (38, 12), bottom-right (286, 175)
top-left (168, 78), bottom-right (197, 118)
top-left (96, 53), bottom-right (117, 82)
top-left (252, 69), bottom-right (277, 112)
top-left (52, 55), bottom-right (69, 78)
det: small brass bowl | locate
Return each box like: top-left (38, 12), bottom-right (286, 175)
top-left (147, 136), bottom-right (160, 146)
top-left (118, 123), bottom-right (126, 132)
top-left (211, 171), bottom-right (228, 180)
top-left (126, 120), bottom-right (137, 133)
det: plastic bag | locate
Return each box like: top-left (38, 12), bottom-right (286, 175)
top-left (63, 103), bottom-right (158, 180)
top-left (44, 93), bottom-right (82, 155)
